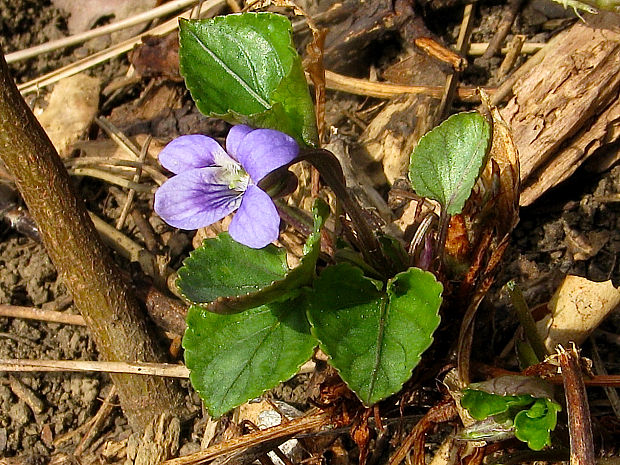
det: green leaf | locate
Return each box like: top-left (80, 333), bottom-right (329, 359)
top-left (461, 390), bottom-right (534, 421)
top-left (460, 377), bottom-right (561, 450)
top-left (308, 264), bottom-right (442, 405)
top-left (183, 296), bottom-right (316, 417)
top-left (177, 199), bottom-right (328, 313)
top-left (177, 234), bottom-right (291, 312)
top-left (179, 13), bottom-right (318, 147)
top-left (409, 111), bottom-right (491, 215)
top-left (514, 398), bottom-right (561, 450)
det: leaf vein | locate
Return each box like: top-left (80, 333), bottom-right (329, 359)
top-left (188, 28), bottom-right (271, 110)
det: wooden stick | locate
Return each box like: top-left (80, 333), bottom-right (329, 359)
top-left (436, 3), bottom-right (476, 120)
top-left (324, 70), bottom-right (488, 101)
top-left (558, 345), bottom-right (596, 465)
top-left (0, 47), bottom-right (188, 429)
top-left (0, 359), bottom-right (190, 378)
top-left (5, 0), bottom-right (202, 64)
top-left (17, 0), bottom-right (226, 94)
top-left (481, 0), bottom-right (525, 60)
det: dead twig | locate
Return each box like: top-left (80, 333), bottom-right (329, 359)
top-left (481, 0), bottom-right (525, 60)
top-left (557, 344), bottom-right (596, 465)
top-left (436, 3), bottom-right (476, 121)
top-left (163, 410), bottom-right (336, 465)
top-left (0, 359), bottom-right (190, 377)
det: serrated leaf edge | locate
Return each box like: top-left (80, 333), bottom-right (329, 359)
top-left (179, 13), bottom-right (316, 146)
top-left (184, 305), bottom-right (316, 417)
top-left (179, 200), bottom-right (328, 313)
top-left (409, 111), bottom-right (491, 215)
top-left (309, 266), bottom-right (443, 406)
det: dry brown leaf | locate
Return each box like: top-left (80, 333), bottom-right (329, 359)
top-left (36, 73), bottom-right (100, 157)
top-left (537, 275), bottom-right (620, 352)
top-left (478, 94), bottom-right (520, 238)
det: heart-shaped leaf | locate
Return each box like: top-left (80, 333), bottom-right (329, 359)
top-left (177, 199), bottom-right (328, 313)
top-left (308, 264), bottom-right (442, 405)
top-left (179, 13), bottom-right (318, 147)
top-left (183, 296), bottom-right (316, 417)
top-left (409, 111), bottom-right (491, 215)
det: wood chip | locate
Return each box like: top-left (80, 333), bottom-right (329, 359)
top-left (537, 275), bottom-right (620, 352)
top-left (499, 12), bottom-right (620, 206)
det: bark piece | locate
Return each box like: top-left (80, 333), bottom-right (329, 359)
top-left (499, 12), bottom-right (620, 206)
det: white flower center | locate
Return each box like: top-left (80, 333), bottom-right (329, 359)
top-left (213, 150), bottom-right (249, 193)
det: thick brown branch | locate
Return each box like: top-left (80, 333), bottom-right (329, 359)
top-left (0, 48), bottom-right (187, 430)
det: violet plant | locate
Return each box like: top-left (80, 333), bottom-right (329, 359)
top-left (155, 11), bottom-right (500, 419)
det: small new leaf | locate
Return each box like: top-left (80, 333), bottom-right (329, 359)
top-left (461, 389), bottom-right (532, 420)
top-left (179, 13), bottom-right (318, 147)
top-left (461, 377), bottom-right (561, 450)
top-left (308, 264), bottom-right (442, 405)
top-left (514, 398), bottom-right (561, 450)
top-left (409, 111), bottom-right (491, 215)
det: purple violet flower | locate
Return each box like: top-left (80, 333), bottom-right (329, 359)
top-left (154, 125), bottom-right (299, 249)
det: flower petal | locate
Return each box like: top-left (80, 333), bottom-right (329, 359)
top-left (159, 134), bottom-right (228, 174)
top-left (228, 185), bottom-right (280, 248)
top-left (154, 167), bottom-right (241, 230)
top-left (235, 129), bottom-right (299, 183)
top-left (225, 125), bottom-right (253, 161)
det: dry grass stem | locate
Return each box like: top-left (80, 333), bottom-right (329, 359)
top-left (0, 303), bottom-right (86, 326)
top-left (71, 167), bottom-right (154, 192)
top-left (116, 136), bottom-right (151, 229)
top-left (324, 70), bottom-right (487, 101)
top-left (0, 359), bottom-right (190, 377)
top-left (95, 117), bottom-right (142, 158)
top-left (468, 42), bottom-right (544, 56)
top-left (5, 0), bottom-right (202, 64)
top-left (66, 157), bottom-right (167, 185)
top-left (18, 0), bottom-right (226, 94)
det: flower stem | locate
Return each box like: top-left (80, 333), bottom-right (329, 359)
top-left (298, 148), bottom-right (392, 276)
top-left (0, 48), bottom-right (187, 430)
